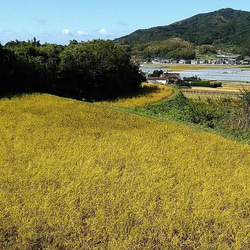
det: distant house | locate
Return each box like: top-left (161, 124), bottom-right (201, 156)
top-left (161, 73), bottom-right (181, 85)
top-left (242, 58), bottom-right (250, 65)
top-left (171, 60), bottom-right (178, 64)
top-left (227, 58), bottom-right (240, 65)
top-left (147, 77), bottom-right (166, 84)
top-left (191, 59), bottom-right (199, 64)
top-left (179, 59), bottom-right (186, 64)
top-left (199, 60), bottom-right (207, 64)
top-left (147, 73), bottom-right (181, 85)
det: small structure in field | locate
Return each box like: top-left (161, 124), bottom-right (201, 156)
top-left (160, 73), bottom-right (181, 85)
top-left (147, 73), bottom-right (181, 85)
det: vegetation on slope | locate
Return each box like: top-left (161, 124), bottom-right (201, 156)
top-left (130, 38), bottom-right (195, 59)
top-left (101, 83), bottom-right (250, 143)
top-left (0, 93), bottom-right (250, 249)
top-left (129, 90), bottom-right (249, 143)
top-left (116, 8), bottom-right (250, 57)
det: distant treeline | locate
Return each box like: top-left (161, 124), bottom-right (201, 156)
top-left (0, 38), bottom-right (143, 100)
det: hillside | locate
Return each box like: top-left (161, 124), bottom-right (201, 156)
top-left (116, 8), bottom-right (250, 56)
top-left (1, 93), bottom-right (250, 249)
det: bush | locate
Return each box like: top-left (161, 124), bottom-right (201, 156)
top-left (149, 70), bottom-right (163, 77)
top-left (186, 80), bottom-right (211, 87)
top-left (184, 77), bottom-right (222, 88)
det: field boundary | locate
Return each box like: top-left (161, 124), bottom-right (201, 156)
top-left (181, 87), bottom-right (240, 96)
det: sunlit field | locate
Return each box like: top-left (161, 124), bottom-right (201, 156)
top-left (144, 63), bottom-right (250, 71)
top-left (98, 83), bottom-right (173, 107)
top-left (1, 94), bottom-right (250, 249)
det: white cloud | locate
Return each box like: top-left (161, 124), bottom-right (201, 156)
top-left (98, 28), bottom-right (113, 36)
top-left (77, 30), bottom-right (88, 36)
top-left (62, 29), bottom-right (71, 35)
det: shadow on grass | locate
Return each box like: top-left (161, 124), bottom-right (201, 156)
top-left (0, 84), bottom-right (163, 103)
top-left (106, 84), bottom-right (163, 102)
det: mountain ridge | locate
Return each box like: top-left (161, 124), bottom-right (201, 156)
top-left (115, 8), bottom-right (250, 56)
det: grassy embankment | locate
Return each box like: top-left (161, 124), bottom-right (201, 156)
top-left (101, 83), bottom-right (250, 143)
top-left (1, 89), bottom-right (250, 249)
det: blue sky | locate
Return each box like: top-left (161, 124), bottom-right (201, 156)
top-left (1, 0), bottom-right (249, 45)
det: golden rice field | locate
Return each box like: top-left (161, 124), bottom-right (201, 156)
top-left (146, 63), bottom-right (245, 71)
top-left (98, 83), bottom-right (173, 107)
top-left (0, 93), bottom-right (250, 249)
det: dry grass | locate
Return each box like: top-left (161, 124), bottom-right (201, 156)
top-left (182, 85), bottom-right (250, 99)
top-left (0, 93), bottom-right (250, 249)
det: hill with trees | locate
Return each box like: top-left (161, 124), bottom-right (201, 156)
top-left (128, 38), bottom-right (196, 59)
top-left (115, 8), bottom-right (250, 58)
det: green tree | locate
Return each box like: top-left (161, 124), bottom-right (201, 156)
top-left (149, 70), bottom-right (163, 77)
top-left (197, 45), bottom-right (217, 54)
top-left (59, 39), bottom-right (143, 100)
top-left (3, 39), bottom-right (59, 94)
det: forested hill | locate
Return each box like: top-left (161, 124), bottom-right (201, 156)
top-left (115, 8), bottom-right (250, 55)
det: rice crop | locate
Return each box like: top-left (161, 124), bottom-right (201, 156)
top-left (98, 83), bottom-right (173, 107)
top-left (0, 93), bottom-right (250, 249)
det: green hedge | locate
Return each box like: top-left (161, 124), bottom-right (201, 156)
top-left (185, 80), bottom-right (222, 88)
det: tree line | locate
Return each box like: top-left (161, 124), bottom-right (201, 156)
top-left (0, 38), bottom-right (143, 100)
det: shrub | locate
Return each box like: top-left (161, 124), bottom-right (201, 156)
top-left (184, 77), bottom-right (222, 88)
